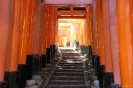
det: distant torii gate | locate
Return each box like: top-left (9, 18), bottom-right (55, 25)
top-left (44, 0), bottom-right (92, 4)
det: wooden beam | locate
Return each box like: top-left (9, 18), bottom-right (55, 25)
top-left (44, 0), bottom-right (92, 4)
top-left (58, 15), bottom-right (86, 19)
top-left (57, 11), bottom-right (86, 15)
top-left (70, 6), bottom-right (73, 12)
top-left (47, 4), bottom-right (89, 7)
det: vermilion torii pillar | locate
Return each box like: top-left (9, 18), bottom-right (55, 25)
top-left (88, 5), bottom-right (94, 48)
top-left (5, 0), bottom-right (20, 72)
top-left (92, 0), bottom-right (99, 55)
top-left (86, 9), bottom-right (90, 46)
top-left (18, 0), bottom-right (30, 64)
top-left (39, 3), bottom-right (45, 54)
top-left (43, 5), bottom-right (48, 54)
top-left (26, 0), bottom-right (35, 55)
top-left (96, 1), bottom-right (105, 87)
top-left (102, 0), bottom-right (113, 87)
top-left (0, 0), bottom-right (12, 84)
top-left (97, 0), bottom-right (105, 65)
top-left (108, 0), bottom-right (121, 86)
top-left (4, 0), bottom-right (21, 87)
top-left (31, 0), bottom-right (41, 54)
top-left (116, 0), bottom-right (133, 87)
top-left (54, 7), bottom-right (57, 45)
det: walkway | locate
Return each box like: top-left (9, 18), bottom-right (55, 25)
top-left (45, 47), bottom-right (90, 88)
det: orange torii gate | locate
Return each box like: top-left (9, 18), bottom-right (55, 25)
top-left (1, 0), bottom-right (133, 88)
top-left (44, 0), bottom-right (92, 4)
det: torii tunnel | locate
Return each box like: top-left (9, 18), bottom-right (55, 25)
top-left (0, 0), bottom-right (133, 88)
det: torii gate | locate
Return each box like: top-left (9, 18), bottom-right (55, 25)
top-left (44, 0), bottom-right (92, 4)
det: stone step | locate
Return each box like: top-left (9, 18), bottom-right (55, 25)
top-left (57, 66), bottom-right (83, 69)
top-left (46, 84), bottom-right (85, 88)
top-left (60, 61), bottom-right (82, 64)
top-left (45, 49), bottom-right (86, 88)
top-left (59, 62), bottom-right (83, 66)
top-left (50, 80), bottom-right (84, 83)
top-left (52, 76), bottom-right (84, 80)
top-left (54, 72), bottom-right (84, 75)
top-left (56, 69), bottom-right (83, 72)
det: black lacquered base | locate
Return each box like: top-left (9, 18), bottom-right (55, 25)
top-left (98, 65), bottom-right (105, 88)
top-left (0, 81), bottom-right (7, 88)
top-left (51, 45), bottom-right (56, 60)
top-left (41, 54), bottom-right (46, 68)
top-left (18, 64), bottom-right (27, 88)
top-left (104, 72), bottom-right (114, 88)
top-left (26, 55), bottom-right (33, 80)
top-left (111, 83), bottom-right (121, 88)
top-left (32, 54), bottom-right (40, 75)
top-left (92, 55), bottom-right (100, 76)
top-left (4, 71), bottom-right (19, 88)
top-left (46, 48), bottom-right (51, 63)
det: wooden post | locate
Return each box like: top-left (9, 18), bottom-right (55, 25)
top-left (53, 7), bottom-right (56, 45)
top-left (18, 0), bottom-right (30, 64)
top-left (43, 5), bottom-right (48, 54)
top-left (84, 20), bottom-right (88, 46)
top-left (18, 0), bottom-right (34, 87)
top-left (46, 6), bottom-right (50, 48)
top-left (39, 3), bottom-right (45, 54)
top-left (108, 0), bottom-right (121, 85)
top-left (92, 0), bottom-right (99, 54)
top-left (5, 0), bottom-right (21, 72)
top-left (0, 0), bottom-right (12, 82)
top-left (31, 0), bottom-right (41, 54)
top-left (49, 7), bottom-right (53, 46)
top-left (85, 11), bottom-right (90, 46)
top-left (81, 20), bottom-right (86, 46)
top-left (32, 0), bottom-right (40, 54)
top-left (88, 5), bottom-right (94, 54)
top-left (4, 0), bottom-right (21, 85)
top-left (54, 7), bottom-right (58, 45)
top-left (102, 0), bottom-right (113, 72)
top-left (6, 0), bottom-right (20, 72)
top-left (51, 7), bottom-right (54, 45)
top-left (102, 0), bottom-right (114, 87)
top-left (86, 5), bottom-right (94, 54)
top-left (26, 0), bottom-right (35, 55)
top-left (97, 0), bottom-right (105, 65)
top-left (116, 0), bottom-right (133, 87)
